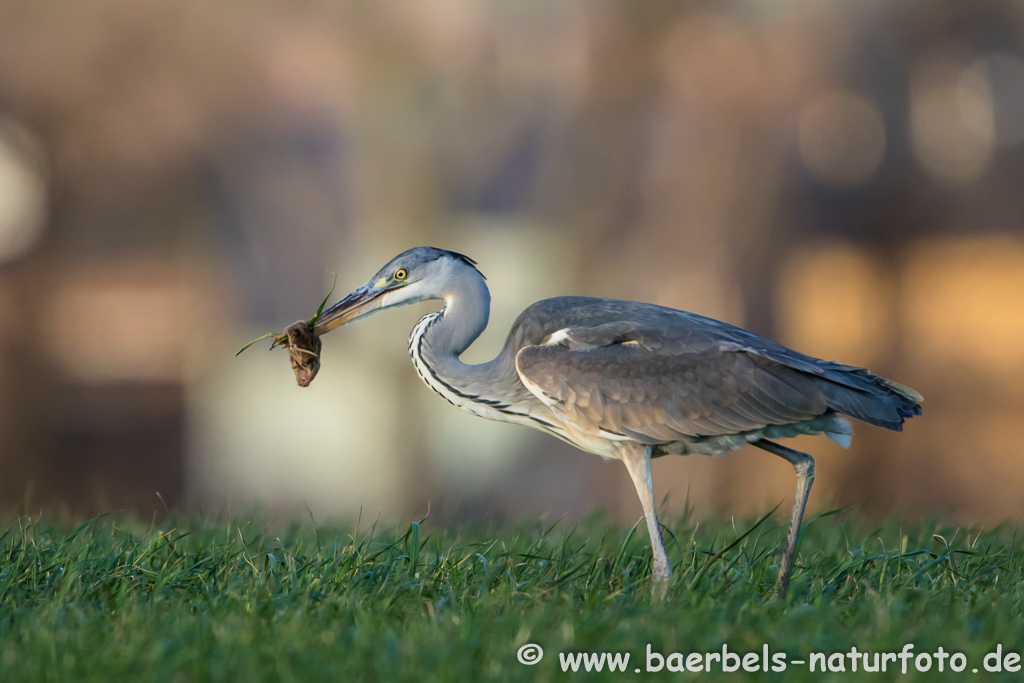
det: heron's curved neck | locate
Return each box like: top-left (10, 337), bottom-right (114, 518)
top-left (435, 268), bottom-right (490, 358)
top-left (409, 268), bottom-right (515, 404)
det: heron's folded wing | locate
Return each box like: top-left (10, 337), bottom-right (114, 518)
top-left (515, 341), bottom-right (830, 442)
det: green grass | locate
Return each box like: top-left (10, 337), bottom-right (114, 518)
top-left (1, 510), bottom-right (1022, 681)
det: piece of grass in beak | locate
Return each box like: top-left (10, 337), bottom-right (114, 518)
top-left (235, 275), bottom-right (336, 387)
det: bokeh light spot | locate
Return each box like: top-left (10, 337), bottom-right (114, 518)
top-left (798, 89), bottom-right (886, 188)
top-left (978, 52), bottom-right (1024, 147)
top-left (910, 60), bottom-right (994, 185)
top-left (777, 242), bottom-right (886, 365)
top-left (0, 119), bottom-right (47, 264)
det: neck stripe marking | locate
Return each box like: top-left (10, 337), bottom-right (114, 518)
top-left (408, 310), bottom-right (568, 436)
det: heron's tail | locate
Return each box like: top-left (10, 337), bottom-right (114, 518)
top-left (879, 377), bottom-right (923, 403)
top-left (822, 372), bottom-right (922, 432)
top-left (741, 343), bottom-right (922, 431)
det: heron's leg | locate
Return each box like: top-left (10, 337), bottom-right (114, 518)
top-left (620, 444), bottom-right (672, 598)
top-left (753, 439), bottom-right (815, 598)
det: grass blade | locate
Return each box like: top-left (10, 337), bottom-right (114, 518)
top-left (307, 273), bottom-right (339, 327)
top-left (689, 502), bottom-right (780, 590)
top-left (234, 332), bottom-right (279, 357)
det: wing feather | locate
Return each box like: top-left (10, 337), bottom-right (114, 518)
top-left (515, 326), bottom-right (900, 444)
top-left (506, 297), bottom-right (920, 438)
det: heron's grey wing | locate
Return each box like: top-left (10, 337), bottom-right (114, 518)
top-left (515, 340), bottom-right (833, 443)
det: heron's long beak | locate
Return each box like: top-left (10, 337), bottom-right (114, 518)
top-left (313, 283), bottom-right (390, 335)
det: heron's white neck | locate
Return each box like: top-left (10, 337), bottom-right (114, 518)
top-left (406, 266), bottom-right (518, 413)
top-left (438, 265), bottom-right (490, 356)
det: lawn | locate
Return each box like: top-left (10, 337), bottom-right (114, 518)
top-left (1, 509), bottom-right (1021, 681)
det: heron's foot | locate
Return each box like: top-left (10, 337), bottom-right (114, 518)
top-left (768, 574), bottom-right (790, 601)
top-left (652, 577), bottom-right (670, 601)
top-left (768, 548), bottom-right (795, 601)
top-left (651, 560), bottom-right (672, 601)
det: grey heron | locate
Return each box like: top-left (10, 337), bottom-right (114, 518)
top-left (308, 246), bottom-right (922, 597)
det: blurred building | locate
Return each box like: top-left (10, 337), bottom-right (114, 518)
top-left (0, 0), bottom-right (1022, 524)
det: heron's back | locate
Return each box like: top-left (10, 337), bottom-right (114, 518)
top-left (506, 296), bottom-right (921, 444)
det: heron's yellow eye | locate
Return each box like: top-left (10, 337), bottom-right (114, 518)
top-left (394, 268), bottom-right (408, 281)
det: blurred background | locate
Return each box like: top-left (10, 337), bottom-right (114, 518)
top-left (1, 0), bottom-right (1022, 526)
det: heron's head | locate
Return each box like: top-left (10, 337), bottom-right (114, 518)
top-left (313, 247), bottom-right (484, 334)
